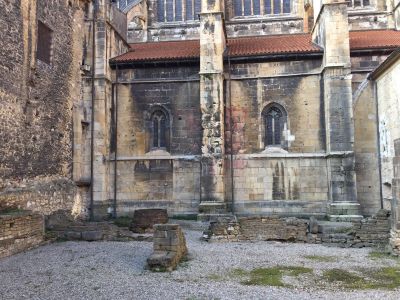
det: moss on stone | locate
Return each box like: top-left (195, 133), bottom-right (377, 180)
top-left (304, 255), bottom-right (337, 262)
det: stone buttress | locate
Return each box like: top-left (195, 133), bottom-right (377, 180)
top-left (312, 0), bottom-right (361, 221)
top-left (198, 0), bottom-right (228, 218)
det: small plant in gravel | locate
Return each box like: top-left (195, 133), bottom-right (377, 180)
top-left (178, 256), bottom-right (190, 269)
top-left (207, 274), bottom-right (224, 281)
top-left (322, 267), bottom-right (400, 290)
top-left (304, 255), bottom-right (337, 262)
top-left (368, 250), bottom-right (399, 261)
top-left (322, 269), bottom-right (368, 289)
top-left (231, 266), bottom-right (313, 287)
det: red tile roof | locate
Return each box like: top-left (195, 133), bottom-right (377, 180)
top-left (350, 30), bottom-right (400, 50)
top-left (113, 40), bottom-right (200, 63)
top-left (111, 30), bottom-right (400, 64)
top-left (228, 34), bottom-right (320, 57)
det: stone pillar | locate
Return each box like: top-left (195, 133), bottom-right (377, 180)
top-left (390, 139), bottom-right (400, 255)
top-left (198, 0), bottom-right (227, 218)
top-left (82, 0), bottom-right (114, 219)
top-left (312, 1), bottom-right (361, 220)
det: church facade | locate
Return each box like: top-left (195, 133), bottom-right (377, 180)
top-left (1, 0), bottom-right (400, 222)
top-left (99, 0), bottom-right (400, 220)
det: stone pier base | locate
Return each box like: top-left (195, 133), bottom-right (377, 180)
top-left (147, 224), bottom-right (187, 272)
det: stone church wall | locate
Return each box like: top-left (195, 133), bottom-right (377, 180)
top-left (225, 60), bottom-right (328, 216)
top-left (353, 80), bottom-right (381, 216)
top-left (231, 156), bottom-right (329, 216)
top-left (0, 0), bottom-right (86, 215)
top-left (112, 66), bottom-right (202, 216)
top-left (112, 57), bottom-right (336, 217)
top-left (375, 58), bottom-right (400, 209)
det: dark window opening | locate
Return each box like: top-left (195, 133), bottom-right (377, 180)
top-left (157, 0), bottom-right (200, 22)
top-left (152, 110), bottom-right (168, 148)
top-left (264, 106), bottom-right (286, 147)
top-left (37, 21), bottom-right (52, 64)
top-left (348, 0), bottom-right (370, 8)
top-left (234, 0), bottom-right (291, 16)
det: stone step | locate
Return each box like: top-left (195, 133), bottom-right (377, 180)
top-left (169, 219), bottom-right (209, 231)
top-left (318, 221), bottom-right (354, 234)
top-left (197, 213), bottom-right (233, 222)
top-left (198, 201), bottom-right (228, 214)
top-left (328, 215), bottom-right (363, 222)
top-left (328, 203), bottom-right (362, 222)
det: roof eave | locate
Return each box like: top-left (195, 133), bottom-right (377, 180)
top-left (368, 47), bottom-right (400, 80)
top-left (109, 57), bottom-right (200, 68)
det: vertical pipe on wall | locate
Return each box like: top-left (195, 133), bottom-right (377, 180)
top-left (227, 47), bottom-right (235, 215)
top-left (90, 0), bottom-right (97, 221)
top-left (113, 64), bottom-right (119, 218)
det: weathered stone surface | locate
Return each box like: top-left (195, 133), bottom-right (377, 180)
top-left (203, 211), bottom-right (391, 247)
top-left (203, 215), bottom-right (308, 242)
top-left (390, 138), bottom-right (400, 255)
top-left (0, 211), bottom-right (44, 259)
top-left (130, 209), bottom-right (169, 233)
top-left (309, 217), bottom-right (319, 234)
top-left (147, 224), bottom-right (187, 272)
top-left (81, 231), bottom-right (103, 241)
top-left (0, 0), bottom-right (89, 218)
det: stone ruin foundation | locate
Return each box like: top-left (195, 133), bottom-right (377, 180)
top-left (147, 224), bottom-right (187, 272)
top-left (203, 210), bottom-right (391, 248)
top-left (130, 209), bottom-right (168, 233)
top-left (0, 210), bottom-right (44, 259)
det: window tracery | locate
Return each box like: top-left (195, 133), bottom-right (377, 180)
top-left (234, 0), bottom-right (291, 17)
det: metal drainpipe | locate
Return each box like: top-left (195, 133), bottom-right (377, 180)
top-left (113, 64), bottom-right (119, 218)
top-left (227, 47), bottom-right (235, 215)
top-left (89, 0), bottom-right (97, 221)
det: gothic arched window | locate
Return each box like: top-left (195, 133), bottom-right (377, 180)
top-left (151, 110), bottom-right (169, 149)
top-left (234, 0), bottom-right (291, 17)
top-left (263, 105), bottom-right (286, 147)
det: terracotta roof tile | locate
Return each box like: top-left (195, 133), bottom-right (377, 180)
top-left (349, 30), bottom-right (400, 50)
top-left (112, 40), bottom-right (200, 63)
top-left (111, 30), bottom-right (400, 63)
top-left (228, 34), bottom-right (321, 57)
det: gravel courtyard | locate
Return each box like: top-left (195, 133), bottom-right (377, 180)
top-left (1, 227), bottom-right (400, 300)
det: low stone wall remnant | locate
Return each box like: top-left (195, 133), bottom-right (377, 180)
top-left (203, 210), bottom-right (391, 248)
top-left (0, 179), bottom-right (78, 217)
top-left (240, 216), bottom-right (308, 242)
top-left (147, 224), bottom-right (187, 272)
top-left (46, 211), bottom-right (152, 242)
top-left (0, 211), bottom-right (44, 259)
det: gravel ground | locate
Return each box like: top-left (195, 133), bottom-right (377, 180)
top-left (1, 227), bottom-right (400, 300)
